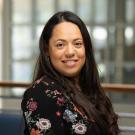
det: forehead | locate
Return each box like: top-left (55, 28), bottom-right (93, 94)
top-left (51, 22), bottom-right (83, 40)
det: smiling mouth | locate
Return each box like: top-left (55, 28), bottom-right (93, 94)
top-left (62, 60), bottom-right (78, 67)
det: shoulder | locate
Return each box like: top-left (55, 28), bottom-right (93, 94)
top-left (21, 76), bottom-right (64, 108)
top-left (21, 76), bottom-right (65, 115)
top-left (23, 76), bottom-right (62, 97)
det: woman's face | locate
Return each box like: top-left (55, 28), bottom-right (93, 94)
top-left (48, 21), bottom-right (86, 78)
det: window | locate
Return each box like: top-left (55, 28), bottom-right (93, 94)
top-left (1, 0), bottom-right (135, 98)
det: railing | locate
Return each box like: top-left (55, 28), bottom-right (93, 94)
top-left (0, 81), bottom-right (31, 88)
top-left (0, 81), bottom-right (135, 134)
top-left (0, 81), bottom-right (135, 92)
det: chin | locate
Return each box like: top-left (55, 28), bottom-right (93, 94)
top-left (62, 72), bottom-right (79, 78)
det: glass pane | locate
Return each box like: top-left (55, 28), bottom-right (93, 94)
top-left (91, 26), bottom-right (109, 82)
top-left (98, 61), bottom-right (119, 83)
top-left (12, 0), bottom-right (31, 23)
top-left (11, 88), bottom-right (25, 97)
top-left (58, 0), bottom-right (74, 12)
top-left (126, 0), bottom-right (135, 22)
top-left (12, 62), bottom-right (33, 82)
top-left (124, 26), bottom-right (135, 62)
top-left (108, 26), bottom-right (116, 61)
top-left (0, 87), bottom-right (25, 97)
top-left (123, 64), bottom-right (135, 84)
top-left (110, 91), bottom-right (135, 104)
top-left (78, 0), bottom-right (92, 22)
top-left (36, 25), bottom-right (44, 40)
top-left (12, 26), bottom-right (32, 60)
top-left (124, 44), bottom-right (135, 61)
top-left (94, 0), bottom-right (108, 23)
top-left (36, 0), bottom-right (54, 23)
top-left (98, 63), bottom-right (107, 81)
top-left (92, 26), bottom-right (108, 50)
top-left (0, 0), bottom-right (3, 74)
top-left (125, 26), bottom-right (134, 44)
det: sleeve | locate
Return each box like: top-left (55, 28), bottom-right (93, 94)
top-left (21, 84), bottom-right (66, 135)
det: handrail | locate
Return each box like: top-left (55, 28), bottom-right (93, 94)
top-left (102, 83), bottom-right (135, 93)
top-left (0, 81), bottom-right (135, 133)
top-left (0, 81), bottom-right (31, 88)
top-left (0, 81), bottom-right (135, 92)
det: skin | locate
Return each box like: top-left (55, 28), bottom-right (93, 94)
top-left (48, 21), bottom-right (86, 80)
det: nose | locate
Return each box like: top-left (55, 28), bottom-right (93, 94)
top-left (65, 44), bottom-right (75, 58)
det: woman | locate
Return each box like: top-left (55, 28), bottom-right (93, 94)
top-left (21, 11), bottom-right (120, 135)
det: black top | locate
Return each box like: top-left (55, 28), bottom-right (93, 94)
top-left (21, 76), bottom-right (99, 135)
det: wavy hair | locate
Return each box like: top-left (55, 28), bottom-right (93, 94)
top-left (33, 11), bottom-right (120, 135)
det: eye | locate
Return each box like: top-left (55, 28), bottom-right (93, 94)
top-left (74, 41), bottom-right (83, 48)
top-left (56, 43), bottom-right (64, 49)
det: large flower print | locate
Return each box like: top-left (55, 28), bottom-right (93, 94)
top-left (72, 123), bottom-right (87, 134)
top-left (36, 118), bottom-right (51, 131)
top-left (63, 109), bottom-right (77, 123)
top-left (27, 98), bottom-right (38, 112)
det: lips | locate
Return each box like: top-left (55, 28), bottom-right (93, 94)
top-left (62, 60), bottom-right (78, 67)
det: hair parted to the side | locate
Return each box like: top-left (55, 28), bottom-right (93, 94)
top-left (33, 11), bottom-right (120, 135)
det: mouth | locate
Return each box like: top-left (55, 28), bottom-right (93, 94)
top-left (62, 59), bottom-right (78, 67)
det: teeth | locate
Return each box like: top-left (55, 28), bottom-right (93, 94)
top-left (64, 61), bottom-right (76, 66)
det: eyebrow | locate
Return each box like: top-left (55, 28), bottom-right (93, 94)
top-left (73, 38), bottom-right (83, 41)
top-left (56, 38), bottom-right (83, 42)
top-left (56, 39), bottom-right (66, 42)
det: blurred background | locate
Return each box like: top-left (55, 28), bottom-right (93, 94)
top-left (0, 0), bottom-right (135, 135)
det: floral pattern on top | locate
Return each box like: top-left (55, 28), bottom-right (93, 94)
top-left (22, 76), bottom-right (96, 135)
top-left (27, 98), bottom-right (38, 112)
top-left (24, 98), bottom-right (54, 135)
top-left (36, 118), bottom-right (51, 131)
top-left (72, 123), bottom-right (87, 135)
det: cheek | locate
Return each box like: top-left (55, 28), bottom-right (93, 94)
top-left (79, 48), bottom-right (86, 60)
top-left (80, 49), bottom-right (86, 66)
top-left (49, 46), bottom-right (58, 59)
top-left (49, 52), bottom-right (59, 63)
top-left (49, 49), bottom-right (62, 65)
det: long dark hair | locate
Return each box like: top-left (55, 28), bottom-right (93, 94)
top-left (34, 11), bottom-right (120, 135)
